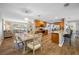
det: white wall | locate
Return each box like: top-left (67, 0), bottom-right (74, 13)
top-left (0, 18), bottom-right (3, 45)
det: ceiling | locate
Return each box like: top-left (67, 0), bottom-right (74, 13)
top-left (0, 3), bottom-right (79, 22)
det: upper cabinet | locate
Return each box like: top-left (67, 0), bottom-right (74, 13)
top-left (34, 19), bottom-right (46, 27)
top-left (53, 18), bottom-right (64, 30)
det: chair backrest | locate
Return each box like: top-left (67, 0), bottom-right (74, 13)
top-left (14, 33), bottom-right (23, 43)
top-left (34, 33), bottom-right (42, 43)
top-left (67, 30), bottom-right (73, 38)
top-left (70, 30), bottom-right (73, 38)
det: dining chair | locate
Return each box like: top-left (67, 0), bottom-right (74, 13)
top-left (27, 33), bottom-right (43, 55)
top-left (63, 30), bottom-right (73, 46)
top-left (13, 33), bottom-right (24, 51)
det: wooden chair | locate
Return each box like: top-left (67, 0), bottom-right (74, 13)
top-left (13, 33), bottom-right (24, 51)
top-left (27, 33), bottom-right (42, 54)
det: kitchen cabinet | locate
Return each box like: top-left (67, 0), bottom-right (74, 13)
top-left (51, 33), bottom-right (59, 44)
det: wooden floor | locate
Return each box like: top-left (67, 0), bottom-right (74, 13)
top-left (0, 35), bottom-right (79, 55)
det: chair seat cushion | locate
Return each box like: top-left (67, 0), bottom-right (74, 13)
top-left (27, 42), bottom-right (41, 50)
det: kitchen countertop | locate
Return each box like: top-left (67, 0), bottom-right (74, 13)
top-left (51, 31), bottom-right (60, 33)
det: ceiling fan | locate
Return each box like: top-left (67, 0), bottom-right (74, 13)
top-left (21, 8), bottom-right (32, 14)
top-left (64, 3), bottom-right (70, 7)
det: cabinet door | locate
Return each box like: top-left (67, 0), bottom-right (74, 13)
top-left (51, 33), bottom-right (59, 44)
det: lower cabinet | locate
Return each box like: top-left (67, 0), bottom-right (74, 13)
top-left (51, 33), bottom-right (59, 44)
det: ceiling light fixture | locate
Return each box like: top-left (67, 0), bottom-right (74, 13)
top-left (24, 18), bottom-right (29, 21)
